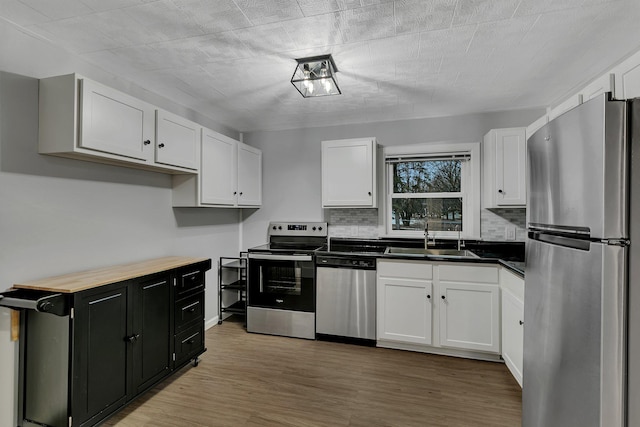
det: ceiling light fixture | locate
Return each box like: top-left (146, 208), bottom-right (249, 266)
top-left (291, 54), bottom-right (341, 98)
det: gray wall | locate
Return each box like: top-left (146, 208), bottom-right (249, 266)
top-left (242, 109), bottom-right (543, 249)
top-left (0, 18), bottom-right (241, 425)
top-left (0, 70), bottom-right (240, 427)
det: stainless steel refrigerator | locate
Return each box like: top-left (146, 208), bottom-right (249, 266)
top-left (524, 93), bottom-right (640, 426)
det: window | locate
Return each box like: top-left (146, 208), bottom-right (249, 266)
top-left (385, 142), bottom-right (480, 239)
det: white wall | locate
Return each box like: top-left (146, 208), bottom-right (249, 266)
top-left (0, 19), bottom-right (242, 426)
top-left (241, 109), bottom-right (543, 249)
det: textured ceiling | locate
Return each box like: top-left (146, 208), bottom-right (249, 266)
top-left (2, 0), bottom-right (640, 132)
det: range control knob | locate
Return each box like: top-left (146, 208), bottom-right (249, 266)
top-left (278, 226), bottom-right (282, 230)
top-left (318, 226), bottom-right (323, 231)
top-left (272, 226), bottom-right (277, 230)
top-left (312, 227), bottom-right (317, 231)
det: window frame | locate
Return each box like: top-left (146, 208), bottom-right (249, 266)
top-left (384, 141), bottom-right (481, 239)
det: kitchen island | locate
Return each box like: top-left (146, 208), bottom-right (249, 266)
top-left (2, 256), bottom-right (211, 427)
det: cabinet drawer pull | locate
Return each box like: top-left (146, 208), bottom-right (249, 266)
top-left (125, 333), bottom-right (140, 343)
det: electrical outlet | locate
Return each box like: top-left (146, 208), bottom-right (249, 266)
top-left (505, 226), bottom-right (516, 241)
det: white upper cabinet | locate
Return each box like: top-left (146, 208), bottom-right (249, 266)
top-left (237, 143), bottom-right (262, 207)
top-left (483, 128), bottom-right (527, 208)
top-left (612, 50), bottom-right (640, 99)
top-left (155, 110), bottom-right (199, 170)
top-left (322, 138), bottom-right (377, 208)
top-left (172, 128), bottom-right (262, 208)
top-left (579, 73), bottom-right (615, 102)
top-left (79, 78), bottom-right (154, 162)
top-left (548, 94), bottom-right (583, 121)
top-left (200, 129), bottom-right (237, 206)
top-left (39, 73), bottom-right (198, 174)
top-left (526, 115), bottom-right (548, 140)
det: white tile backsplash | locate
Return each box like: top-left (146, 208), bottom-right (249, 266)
top-left (325, 207), bottom-right (527, 241)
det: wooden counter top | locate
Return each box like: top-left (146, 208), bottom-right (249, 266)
top-left (13, 256), bottom-right (211, 293)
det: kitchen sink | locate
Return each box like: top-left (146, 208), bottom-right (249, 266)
top-left (384, 247), bottom-right (479, 258)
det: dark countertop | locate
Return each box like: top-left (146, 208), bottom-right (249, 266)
top-left (319, 238), bottom-right (525, 278)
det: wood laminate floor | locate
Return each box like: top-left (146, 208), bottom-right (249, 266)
top-left (104, 318), bottom-right (522, 427)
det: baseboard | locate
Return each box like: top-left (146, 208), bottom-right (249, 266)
top-left (376, 340), bottom-right (503, 362)
top-left (205, 316), bottom-right (219, 330)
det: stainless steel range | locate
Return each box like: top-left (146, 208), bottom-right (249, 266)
top-left (247, 222), bottom-right (327, 339)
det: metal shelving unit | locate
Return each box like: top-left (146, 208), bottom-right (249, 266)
top-left (218, 253), bottom-right (247, 324)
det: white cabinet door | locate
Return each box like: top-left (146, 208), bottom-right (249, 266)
top-left (322, 138), bottom-right (376, 208)
top-left (494, 128), bottom-right (526, 206)
top-left (438, 281), bottom-right (500, 353)
top-left (613, 50), bottom-right (640, 99)
top-left (155, 110), bottom-right (199, 170)
top-left (377, 278), bottom-right (432, 345)
top-left (237, 143), bottom-right (262, 207)
top-left (79, 78), bottom-right (154, 162)
top-left (502, 289), bottom-right (524, 387)
top-left (483, 128), bottom-right (526, 208)
top-left (200, 129), bottom-right (237, 206)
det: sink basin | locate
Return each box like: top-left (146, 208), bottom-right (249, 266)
top-left (384, 247), bottom-right (479, 258)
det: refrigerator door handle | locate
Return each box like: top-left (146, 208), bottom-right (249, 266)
top-left (528, 230), bottom-right (591, 251)
top-left (529, 222), bottom-right (591, 237)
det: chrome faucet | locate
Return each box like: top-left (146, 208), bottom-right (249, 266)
top-left (456, 225), bottom-right (465, 251)
top-left (424, 224), bottom-right (435, 248)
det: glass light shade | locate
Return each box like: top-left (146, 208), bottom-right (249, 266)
top-left (291, 54), bottom-right (341, 98)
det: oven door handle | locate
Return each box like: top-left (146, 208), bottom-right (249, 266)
top-left (248, 254), bottom-right (313, 262)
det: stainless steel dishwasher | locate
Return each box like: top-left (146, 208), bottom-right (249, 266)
top-left (315, 255), bottom-right (376, 342)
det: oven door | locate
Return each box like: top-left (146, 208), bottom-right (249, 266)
top-left (247, 254), bottom-right (315, 312)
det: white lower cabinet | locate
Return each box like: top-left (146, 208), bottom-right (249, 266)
top-left (439, 281), bottom-right (500, 353)
top-left (500, 268), bottom-right (524, 387)
top-left (377, 260), bottom-right (501, 359)
top-left (377, 277), bottom-right (433, 345)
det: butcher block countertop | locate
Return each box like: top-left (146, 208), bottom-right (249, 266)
top-left (12, 256), bottom-right (211, 293)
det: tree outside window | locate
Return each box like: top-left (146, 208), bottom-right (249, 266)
top-left (391, 159), bottom-right (463, 232)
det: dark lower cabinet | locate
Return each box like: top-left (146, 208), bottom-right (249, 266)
top-left (131, 273), bottom-right (172, 395)
top-left (72, 282), bottom-right (130, 427)
top-left (18, 259), bottom-right (211, 427)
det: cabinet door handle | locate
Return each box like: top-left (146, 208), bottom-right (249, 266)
top-left (427, 294), bottom-right (431, 299)
top-left (125, 334), bottom-right (140, 343)
top-left (519, 320), bottom-right (524, 325)
top-left (143, 140), bottom-right (151, 145)
top-left (158, 143), bottom-right (165, 148)
top-left (368, 191), bottom-right (372, 196)
top-left (441, 295), bottom-right (446, 300)
top-left (233, 191), bottom-right (237, 195)
top-left (498, 189), bottom-right (503, 193)
top-left (239, 192), bottom-right (243, 196)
